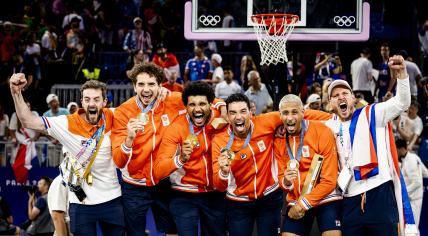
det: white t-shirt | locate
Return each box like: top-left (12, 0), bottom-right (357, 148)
top-left (42, 110), bottom-right (121, 205)
top-left (212, 66), bottom-right (224, 83)
top-left (404, 61), bottom-right (421, 96)
top-left (351, 57), bottom-right (373, 91)
top-left (48, 176), bottom-right (69, 222)
top-left (400, 112), bottom-right (424, 137)
top-left (41, 31), bottom-right (58, 50)
top-left (0, 114), bottom-right (9, 137)
top-left (215, 81), bottom-right (242, 100)
top-left (244, 84), bottom-right (273, 115)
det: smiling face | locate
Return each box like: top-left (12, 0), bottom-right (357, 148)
top-left (279, 101), bottom-right (304, 135)
top-left (187, 95), bottom-right (211, 127)
top-left (81, 88), bottom-right (107, 125)
top-left (134, 73), bottom-right (160, 107)
top-left (329, 86), bottom-right (356, 121)
top-left (227, 101), bottom-right (252, 138)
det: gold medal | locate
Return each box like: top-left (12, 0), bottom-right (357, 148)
top-left (221, 148), bottom-right (235, 160)
top-left (186, 134), bottom-right (200, 148)
top-left (287, 159), bottom-right (299, 170)
top-left (137, 113), bottom-right (149, 125)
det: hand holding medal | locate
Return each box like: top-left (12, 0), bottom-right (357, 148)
top-left (136, 112), bottom-right (149, 132)
top-left (185, 134), bottom-right (200, 149)
top-left (218, 148), bottom-right (232, 175)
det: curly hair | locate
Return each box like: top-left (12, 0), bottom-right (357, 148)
top-left (182, 81), bottom-right (215, 106)
top-left (127, 62), bottom-right (164, 85)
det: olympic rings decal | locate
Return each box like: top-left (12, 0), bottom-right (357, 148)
top-left (199, 15), bottom-right (221, 26)
top-left (333, 16), bottom-right (355, 27)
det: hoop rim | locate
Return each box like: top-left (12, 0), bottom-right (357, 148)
top-left (251, 13), bottom-right (299, 25)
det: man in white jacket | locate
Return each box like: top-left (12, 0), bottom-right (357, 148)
top-left (397, 139), bottom-right (428, 232)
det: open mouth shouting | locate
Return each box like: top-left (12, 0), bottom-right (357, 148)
top-left (140, 93), bottom-right (154, 105)
top-left (234, 120), bottom-right (247, 133)
top-left (192, 112), bottom-right (207, 126)
top-left (285, 121), bottom-right (297, 134)
top-left (86, 107), bottom-right (100, 124)
top-left (339, 102), bottom-right (348, 113)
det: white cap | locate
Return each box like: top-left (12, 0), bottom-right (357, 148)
top-left (67, 102), bottom-right (78, 111)
top-left (211, 53), bottom-right (222, 64)
top-left (327, 80), bottom-right (352, 99)
top-left (306, 94), bottom-right (321, 104)
top-left (46, 94), bottom-right (58, 104)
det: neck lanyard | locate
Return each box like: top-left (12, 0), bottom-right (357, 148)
top-left (75, 113), bottom-right (105, 161)
top-left (226, 123), bottom-right (252, 152)
top-left (285, 120), bottom-right (306, 161)
top-left (136, 96), bottom-right (156, 113)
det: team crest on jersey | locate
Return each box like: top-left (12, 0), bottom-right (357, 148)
top-left (161, 114), bottom-right (170, 126)
top-left (257, 140), bottom-right (266, 152)
top-left (240, 153), bottom-right (247, 160)
top-left (81, 139), bottom-right (88, 146)
top-left (302, 145), bottom-right (310, 157)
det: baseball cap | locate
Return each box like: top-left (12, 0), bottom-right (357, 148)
top-left (306, 94), bottom-right (321, 105)
top-left (211, 53), bottom-right (222, 64)
top-left (327, 80), bottom-right (352, 99)
top-left (133, 17), bottom-right (142, 24)
top-left (67, 102), bottom-right (78, 111)
top-left (46, 94), bottom-right (59, 104)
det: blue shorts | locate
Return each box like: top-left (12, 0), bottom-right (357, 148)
top-left (282, 200), bottom-right (341, 236)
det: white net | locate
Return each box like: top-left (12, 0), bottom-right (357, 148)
top-left (252, 14), bottom-right (298, 66)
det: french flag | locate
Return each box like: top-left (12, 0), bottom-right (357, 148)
top-left (12, 129), bottom-right (38, 183)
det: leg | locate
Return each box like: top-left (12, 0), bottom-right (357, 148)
top-left (121, 182), bottom-right (153, 236)
top-left (97, 197), bottom-right (126, 236)
top-left (68, 203), bottom-right (97, 236)
top-left (227, 199), bottom-right (255, 236)
top-left (152, 178), bottom-right (177, 234)
top-left (341, 195), bottom-right (364, 236)
top-left (168, 191), bottom-right (199, 236)
top-left (281, 206), bottom-right (314, 236)
top-left (256, 190), bottom-right (283, 236)
top-left (199, 191), bottom-right (226, 236)
top-left (316, 201), bottom-right (342, 236)
top-left (365, 223), bottom-right (398, 236)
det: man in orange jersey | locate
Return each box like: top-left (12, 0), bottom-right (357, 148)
top-left (9, 75), bottom-right (125, 236)
top-left (212, 93), bottom-right (283, 236)
top-left (111, 63), bottom-right (185, 236)
top-left (275, 94), bottom-right (340, 236)
top-left (154, 81), bottom-right (226, 235)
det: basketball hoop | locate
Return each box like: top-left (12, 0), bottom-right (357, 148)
top-left (251, 14), bottom-right (299, 66)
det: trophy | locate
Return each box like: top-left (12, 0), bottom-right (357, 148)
top-left (299, 154), bottom-right (324, 200)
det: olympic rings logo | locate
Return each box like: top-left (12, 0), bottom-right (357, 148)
top-left (199, 15), bottom-right (221, 26)
top-left (333, 16), bottom-right (355, 27)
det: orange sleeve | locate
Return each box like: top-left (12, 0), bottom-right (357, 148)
top-left (170, 92), bottom-right (186, 111)
top-left (274, 138), bottom-right (291, 191)
top-left (111, 106), bottom-right (132, 169)
top-left (299, 123), bottom-right (338, 210)
top-left (153, 121), bottom-right (184, 181)
top-left (211, 134), bottom-right (228, 191)
top-left (258, 112), bottom-right (282, 132)
top-left (303, 109), bottom-right (333, 121)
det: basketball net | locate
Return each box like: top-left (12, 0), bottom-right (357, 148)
top-left (252, 14), bottom-right (298, 66)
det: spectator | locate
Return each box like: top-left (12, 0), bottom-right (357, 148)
top-left (48, 175), bottom-right (71, 236)
top-left (65, 17), bottom-right (85, 66)
top-left (321, 78), bottom-right (333, 112)
top-left (66, 102), bottom-right (79, 114)
top-left (123, 17), bottom-right (152, 62)
top-left (309, 82), bottom-right (322, 97)
top-left (313, 52), bottom-right (342, 83)
top-left (240, 55), bottom-right (257, 90)
top-left (41, 24), bottom-right (58, 61)
top-left (215, 66), bottom-right (241, 100)
top-left (244, 70), bottom-right (273, 115)
top-left (152, 42), bottom-right (180, 80)
top-left (26, 176), bottom-right (55, 236)
top-left (377, 43), bottom-right (393, 101)
top-left (43, 94), bottom-right (69, 117)
top-left (249, 100), bottom-right (257, 116)
top-left (0, 196), bottom-right (20, 235)
top-left (126, 49), bottom-right (144, 71)
top-left (418, 19), bottom-right (428, 75)
top-left (184, 42), bottom-right (212, 83)
top-left (350, 47), bottom-right (374, 104)
top-left (24, 33), bottom-right (42, 89)
top-left (0, 104), bottom-right (8, 166)
top-left (9, 101), bottom-right (40, 146)
top-left (397, 50), bottom-right (423, 100)
top-left (62, 11), bottom-right (84, 31)
top-left (211, 53), bottom-right (224, 86)
top-left (397, 101), bottom-right (424, 151)
top-left (396, 139), bottom-right (428, 231)
top-left (161, 71), bottom-right (183, 92)
top-left (305, 93), bottom-right (322, 110)
top-left (0, 22), bottom-right (18, 75)
top-left (221, 9), bottom-right (234, 51)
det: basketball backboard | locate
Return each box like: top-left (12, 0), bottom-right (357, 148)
top-left (185, 0), bottom-right (369, 41)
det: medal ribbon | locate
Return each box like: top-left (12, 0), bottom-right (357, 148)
top-left (226, 123), bottom-right (253, 152)
top-left (285, 120), bottom-right (306, 162)
top-left (187, 114), bottom-right (204, 136)
top-left (75, 114), bottom-right (105, 164)
top-left (136, 96), bottom-right (157, 113)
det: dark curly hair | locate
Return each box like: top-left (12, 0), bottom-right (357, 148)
top-left (225, 93), bottom-right (250, 111)
top-left (182, 81), bottom-right (215, 106)
top-left (127, 62), bottom-right (164, 85)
